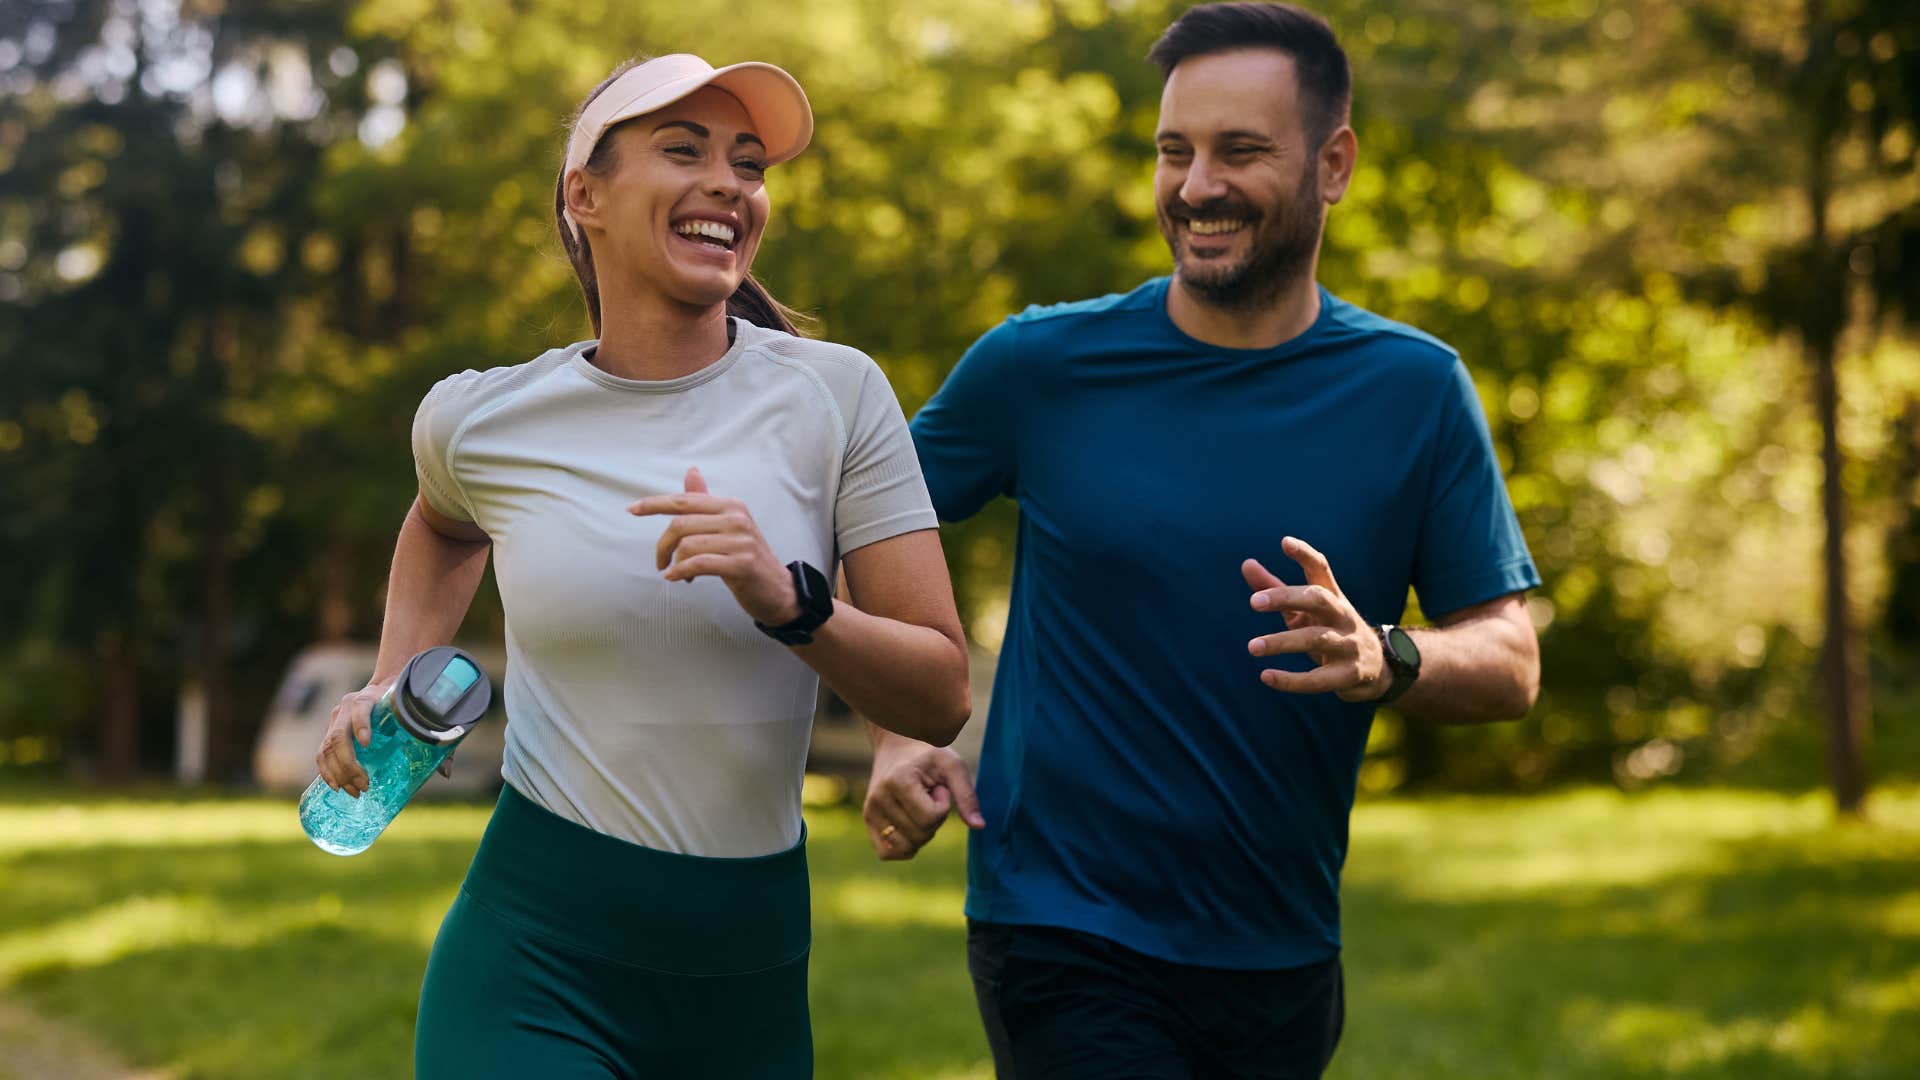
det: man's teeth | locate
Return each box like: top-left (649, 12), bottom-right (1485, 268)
top-left (1187, 219), bottom-right (1247, 235)
top-left (675, 220), bottom-right (736, 248)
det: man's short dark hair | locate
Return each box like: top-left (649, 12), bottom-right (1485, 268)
top-left (1147, 3), bottom-right (1352, 149)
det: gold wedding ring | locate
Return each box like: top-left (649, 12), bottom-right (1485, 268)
top-left (880, 824), bottom-right (897, 839)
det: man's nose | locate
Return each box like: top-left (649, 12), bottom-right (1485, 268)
top-left (1179, 155), bottom-right (1228, 207)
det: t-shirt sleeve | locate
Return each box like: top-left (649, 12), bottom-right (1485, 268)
top-left (835, 359), bottom-right (939, 555)
top-left (411, 375), bottom-right (476, 523)
top-left (909, 319), bottom-right (1021, 522)
top-left (1411, 359), bottom-right (1542, 618)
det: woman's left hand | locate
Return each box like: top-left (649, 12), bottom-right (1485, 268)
top-left (628, 467), bottom-right (801, 626)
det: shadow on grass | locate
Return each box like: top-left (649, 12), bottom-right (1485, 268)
top-left (7, 795), bottom-right (1912, 1080)
top-left (1, 818), bottom-right (991, 1080)
top-left (1333, 834), bottom-right (1920, 1080)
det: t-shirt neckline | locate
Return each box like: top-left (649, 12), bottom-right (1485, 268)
top-left (570, 317), bottom-right (748, 394)
top-left (1154, 277), bottom-right (1335, 360)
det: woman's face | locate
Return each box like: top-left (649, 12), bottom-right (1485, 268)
top-left (576, 86), bottom-right (772, 310)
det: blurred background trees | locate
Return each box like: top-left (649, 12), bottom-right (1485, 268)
top-left (2, 0), bottom-right (1915, 806)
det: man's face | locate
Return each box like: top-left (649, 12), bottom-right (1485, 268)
top-left (1154, 49), bottom-right (1326, 308)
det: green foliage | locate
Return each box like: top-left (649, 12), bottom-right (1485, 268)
top-left (1, 0), bottom-right (1917, 787)
top-left (0, 787), bottom-right (1915, 1077)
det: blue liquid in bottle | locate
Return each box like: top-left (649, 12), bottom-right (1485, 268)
top-left (299, 653), bottom-right (485, 856)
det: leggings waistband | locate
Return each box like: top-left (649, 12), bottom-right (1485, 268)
top-left (460, 783), bottom-right (810, 976)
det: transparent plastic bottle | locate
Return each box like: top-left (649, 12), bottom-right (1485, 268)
top-left (298, 646), bottom-right (493, 856)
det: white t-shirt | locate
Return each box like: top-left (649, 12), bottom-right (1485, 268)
top-left (412, 319), bottom-right (937, 857)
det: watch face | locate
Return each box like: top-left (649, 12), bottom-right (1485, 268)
top-left (797, 561), bottom-right (832, 618)
top-left (1387, 626), bottom-right (1420, 667)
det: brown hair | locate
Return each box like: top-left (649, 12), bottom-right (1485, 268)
top-left (1147, 3), bottom-right (1352, 151)
top-left (554, 59), bottom-right (805, 337)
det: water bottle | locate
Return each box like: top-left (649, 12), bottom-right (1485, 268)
top-left (298, 646), bottom-right (493, 856)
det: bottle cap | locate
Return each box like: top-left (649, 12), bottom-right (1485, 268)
top-left (392, 646), bottom-right (493, 744)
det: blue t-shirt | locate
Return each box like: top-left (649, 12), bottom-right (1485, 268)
top-left (909, 277), bottom-right (1541, 969)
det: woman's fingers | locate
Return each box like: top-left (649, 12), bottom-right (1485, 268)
top-left (626, 492), bottom-right (731, 517)
top-left (315, 689), bottom-right (381, 796)
top-left (653, 513), bottom-right (740, 570)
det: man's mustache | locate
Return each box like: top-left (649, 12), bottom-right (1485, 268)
top-left (1161, 199), bottom-right (1259, 222)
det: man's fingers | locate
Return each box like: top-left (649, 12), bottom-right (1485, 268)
top-left (872, 786), bottom-right (938, 848)
top-left (933, 756), bottom-right (985, 828)
top-left (1247, 625), bottom-right (1345, 658)
top-left (871, 822), bottom-right (916, 861)
top-left (894, 779), bottom-right (952, 836)
top-left (1258, 664), bottom-right (1354, 695)
top-left (1241, 558), bottom-right (1284, 593)
top-left (1282, 536), bottom-right (1343, 595)
top-left (684, 466), bottom-right (709, 495)
top-left (1251, 583), bottom-right (1344, 622)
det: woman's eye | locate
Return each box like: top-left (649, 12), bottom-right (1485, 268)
top-left (734, 159), bottom-right (768, 176)
top-left (665, 143), bottom-right (699, 158)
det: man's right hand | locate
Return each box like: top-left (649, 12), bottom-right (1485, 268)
top-left (863, 742), bottom-right (985, 860)
top-left (315, 679), bottom-right (394, 798)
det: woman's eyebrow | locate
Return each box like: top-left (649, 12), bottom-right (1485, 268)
top-left (652, 120), bottom-right (765, 151)
top-left (652, 119), bottom-right (710, 137)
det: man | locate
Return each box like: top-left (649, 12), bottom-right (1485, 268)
top-left (865, 4), bottom-right (1541, 1076)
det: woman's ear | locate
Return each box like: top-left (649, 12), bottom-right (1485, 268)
top-left (564, 167), bottom-right (601, 234)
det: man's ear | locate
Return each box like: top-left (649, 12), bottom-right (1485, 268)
top-left (1319, 125), bottom-right (1358, 205)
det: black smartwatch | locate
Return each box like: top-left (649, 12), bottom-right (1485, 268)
top-left (755, 560), bottom-right (834, 646)
top-left (1375, 624), bottom-right (1421, 705)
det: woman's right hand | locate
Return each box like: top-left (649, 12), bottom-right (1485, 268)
top-left (315, 680), bottom-right (395, 798)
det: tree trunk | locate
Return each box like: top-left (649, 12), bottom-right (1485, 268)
top-left (97, 623), bottom-right (140, 780)
top-left (199, 316), bottom-right (237, 782)
top-left (318, 543), bottom-right (356, 641)
top-left (1804, 14), bottom-right (1870, 815)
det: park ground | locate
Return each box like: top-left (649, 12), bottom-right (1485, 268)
top-left (0, 783), bottom-right (1916, 1079)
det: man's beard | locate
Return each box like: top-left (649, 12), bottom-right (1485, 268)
top-left (1160, 163), bottom-right (1322, 311)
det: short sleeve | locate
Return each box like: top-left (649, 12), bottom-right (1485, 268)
top-left (909, 319), bottom-right (1021, 521)
top-left (411, 376), bottom-right (475, 523)
top-left (1411, 360), bottom-right (1542, 618)
top-left (835, 360), bottom-right (938, 555)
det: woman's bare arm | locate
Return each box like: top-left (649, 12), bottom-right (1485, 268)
top-left (314, 494), bottom-right (491, 795)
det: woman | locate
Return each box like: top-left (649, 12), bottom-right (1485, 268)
top-left (313, 53), bottom-right (970, 1078)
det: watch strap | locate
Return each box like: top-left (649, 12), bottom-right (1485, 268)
top-left (755, 561), bottom-right (833, 646)
top-left (1375, 624), bottom-right (1420, 705)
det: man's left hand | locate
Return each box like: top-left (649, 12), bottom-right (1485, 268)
top-left (1242, 536), bottom-right (1388, 702)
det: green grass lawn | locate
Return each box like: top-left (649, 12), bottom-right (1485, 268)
top-left (0, 784), bottom-right (1915, 1079)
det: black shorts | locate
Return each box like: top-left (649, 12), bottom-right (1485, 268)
top-left (967, 920), bottom-right (1344, 1080)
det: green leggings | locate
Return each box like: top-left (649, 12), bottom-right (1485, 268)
top-left (414, 784), bottom-right (812, 1078)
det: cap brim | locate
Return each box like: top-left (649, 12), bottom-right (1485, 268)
top-left (577, 61), bottom-right (813, 171)
top-left (704, 62), bottom-right (814, 166)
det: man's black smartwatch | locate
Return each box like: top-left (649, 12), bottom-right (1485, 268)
top-left (1375, 624), bottom-right (1421, 705)
top-left (755, 560), bottom-right (834, 646)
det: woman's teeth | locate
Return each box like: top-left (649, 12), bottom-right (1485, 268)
top-left (674, 220), bottom-right (736, 249)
